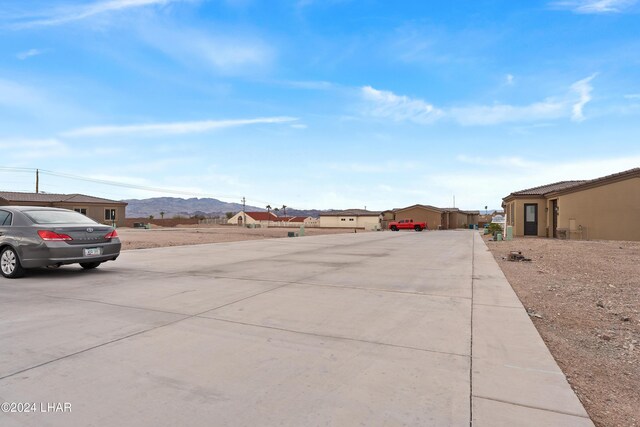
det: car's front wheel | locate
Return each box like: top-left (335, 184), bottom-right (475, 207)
top-left (80, 262), bottom-right (102, 270)
top-left (1, 247), bottom-right (25, 278)
top-left (414, 225), bottom-right (423, 231)
top-left (390, 226), bottom-right (398, 231)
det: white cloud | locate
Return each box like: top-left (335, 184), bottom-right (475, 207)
top-left (505, 74), bottom-right (515, 85)
top-left (361, 76), bottom-right (597, 126)
top-left (549, 0), bottom-right (637, 13)
top-left (449, 100), bottom-right (567, 125)
top-left (571, 74), bottom-right (596, 122)
top-left (8, 0), bottom-right (182, 29)
top-left (139, 25), bottom-right (275, 75)
top-left (61, 117), bottom-right (298, 137)
top-left (624, 93), bottom-right (640, 100)
top-left (328, 161), bottom-right (420, 174)
top-left (16, 49), bottom-right (44, 60)
top-left (360, 86), bottom-right (443, 124)
top-left (0, 138), bottom-right (71, 159)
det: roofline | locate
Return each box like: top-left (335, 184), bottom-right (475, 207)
top-left (546, 167), bottom-right (640, 197)
top-left (503, 167), bottom-right (640, 201)
top-left (394, 204), bottom-right (443, 213)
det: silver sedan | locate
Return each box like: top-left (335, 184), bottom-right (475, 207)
top-left (0, 206), bottom-right (121, 278)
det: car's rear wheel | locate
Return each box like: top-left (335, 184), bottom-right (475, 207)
top-left (390, 226), bottom-right (398, 231)
top-left (80, 262), bottom-right (101, 270)
top-left (414, 225), bottom-right (423, 231)
top-left (1, 247), bottom-right (25, 278)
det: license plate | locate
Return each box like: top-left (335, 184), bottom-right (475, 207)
top-left (84, 248), bottom-right (102, 257)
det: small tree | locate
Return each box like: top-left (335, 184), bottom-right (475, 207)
top-left (160, 211), bottom-right (165, 219)
top-left (282, 204), bottom-right (287, 217)
top-left (148, 215), bottom-right (154, 220)
top-left (273, 207), bottom-right (279, 216)
top-left (225, 212), bottom-right (234, 219)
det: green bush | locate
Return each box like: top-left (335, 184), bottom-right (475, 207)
top-left (487, 223), bottom-right (503, 234)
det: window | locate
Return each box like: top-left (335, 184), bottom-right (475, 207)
top-left (74, 208), bottom-right (87, 215)
top-left (340, 218), bottom-right (346, 221)
top-left (23, 210), bottom-right (95, 225)
top-left (349, 218), bottom-right (354, 221)
top-left (105, 209), bottom-right (116, 220)
top-left (0, 210), bottom-right (11, 226)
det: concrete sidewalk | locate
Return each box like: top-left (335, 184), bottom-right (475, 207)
top-left (0, 231), bottom-right (592, 426)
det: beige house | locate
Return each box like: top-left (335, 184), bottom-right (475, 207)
top-left (390, 204), bottom-right (480, 230)
top-left (227, 211), bottom-right (277, 226)
top-left (502, 168), bottom-right (640, 241)
top-left (227, 212), bottom-right (318, 227)
top-left (319, 209), bottom-right (381, 230)
top-left (0, 191), bottom-right (127, 227)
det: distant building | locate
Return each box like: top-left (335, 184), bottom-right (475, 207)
top-left (388, 204), bottom-right (479, 230)
top-left (502, 167), bottom-right (640, 241)
top-left (319, 209), bottom-right (382, 230)
top-left (227, 212), bottom-right (318, 227)
top-left (0, 191), bottom-right (127, 227)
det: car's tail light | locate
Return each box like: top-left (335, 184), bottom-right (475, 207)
top-left (38, 230), bottom-right (73, 241)
top-left (104, 230), bottom-right (118, 239)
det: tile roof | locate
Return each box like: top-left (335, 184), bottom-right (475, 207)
top-left (507, 181), bottom-right (587, 197)
top-left (505, 167), bottom-right (640, 199)
top-left (0, 191), bottom-right (127, 205)
top-left (244, 212), bottom-right (278, 221)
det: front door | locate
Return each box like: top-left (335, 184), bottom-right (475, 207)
top-left (524, 204), bottom-right (538, 236)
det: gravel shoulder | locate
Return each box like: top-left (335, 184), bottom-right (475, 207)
top-left (484, 235), bottom-right (640, 427)
top-left (117, 225), bottom-right (366, 250)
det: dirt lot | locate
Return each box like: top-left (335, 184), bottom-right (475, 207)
top-left (117, 224), bottom-right (366, 250)
top-left (485, 235), bottom-right (639, 427)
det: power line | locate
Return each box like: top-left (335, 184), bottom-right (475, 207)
top-left (0, 166), bottom-right (278, 207)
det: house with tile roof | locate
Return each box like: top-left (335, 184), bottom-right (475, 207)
top-left (0, 191), bottom-right (127, 227)
top-left (502, 168), bottom-right (640, 241)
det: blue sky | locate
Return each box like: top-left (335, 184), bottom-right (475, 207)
top-left (1, 0), bottom-right (639, 211)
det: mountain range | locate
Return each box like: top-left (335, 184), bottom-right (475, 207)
top-left (122, 197), bottom-right (324, 219)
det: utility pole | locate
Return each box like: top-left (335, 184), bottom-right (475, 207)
top-left (35, 169), bottom-right (39, 193)
top-left (453, 195), bottom-right (455, 208)
top-left (242, 197), bottom-right (246, 227)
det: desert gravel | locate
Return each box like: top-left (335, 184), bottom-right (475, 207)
top-left (485, 235), bottom-right (639, 427)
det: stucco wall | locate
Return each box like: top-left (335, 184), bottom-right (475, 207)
top-left (556, 177), bottom-right (640, 241)
top-left (394, 207), bottom-right (442, 230)
top-left (319, 215), bottom-right (380, 229)
top-left (509, 198), bottom-right (547, 237)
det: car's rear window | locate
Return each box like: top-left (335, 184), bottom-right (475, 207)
top-left (23, 210), bottom-right (98, 225)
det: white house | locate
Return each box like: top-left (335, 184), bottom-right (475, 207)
top-left (319, 209), bottom-right (381, 230)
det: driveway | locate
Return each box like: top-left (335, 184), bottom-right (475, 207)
top-left (0, 231), bottom-right (592, 426)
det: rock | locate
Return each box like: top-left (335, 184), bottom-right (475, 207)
top-left (596, 301), bottom-right (605, 308)
top-left (601, 334), bottom-right (612, 341)
top-left (621, 316), bottom-right (630, 322)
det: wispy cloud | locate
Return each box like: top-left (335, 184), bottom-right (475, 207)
top-left (327, 161), bottom-right (420, 174)
top-left (360, 86), bottom-right (443, 124)
top-left (360, 75), bottom-right (597, 126)
top-left (8, 0), bottom-right (182, 29)
top-left (16, 49), bottom-right (44, 60)
top-left (505, 74), bottom-right (515, 85)
top-left (571, 74), bottom-right (596, 122)
top-left (549, 0), bottom-right (637, 14)
top-left (62, 117), bottom-right (298, 137)
top-left (139, 25), bottom-right (275, 75)
top-left (0, 138), bottom-right (70, 159)
top-left (624, 93), bottom-right (640, 100)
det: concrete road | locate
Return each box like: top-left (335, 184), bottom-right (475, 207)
top-left (0, 231), bottom-right (593, 426)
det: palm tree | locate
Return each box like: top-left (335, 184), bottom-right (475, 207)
top-left (160, 211), bottom-right (165, 219)
top-left (282, 205), bottom-right (287, 218)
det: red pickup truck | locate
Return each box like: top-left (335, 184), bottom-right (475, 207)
top-left (389, 219), bottom-right (427, 232)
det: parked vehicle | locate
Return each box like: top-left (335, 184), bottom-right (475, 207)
top-left (388, 219), bottom-right (427, 232)
top-left (0, 206), bottom-right (121, 278)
